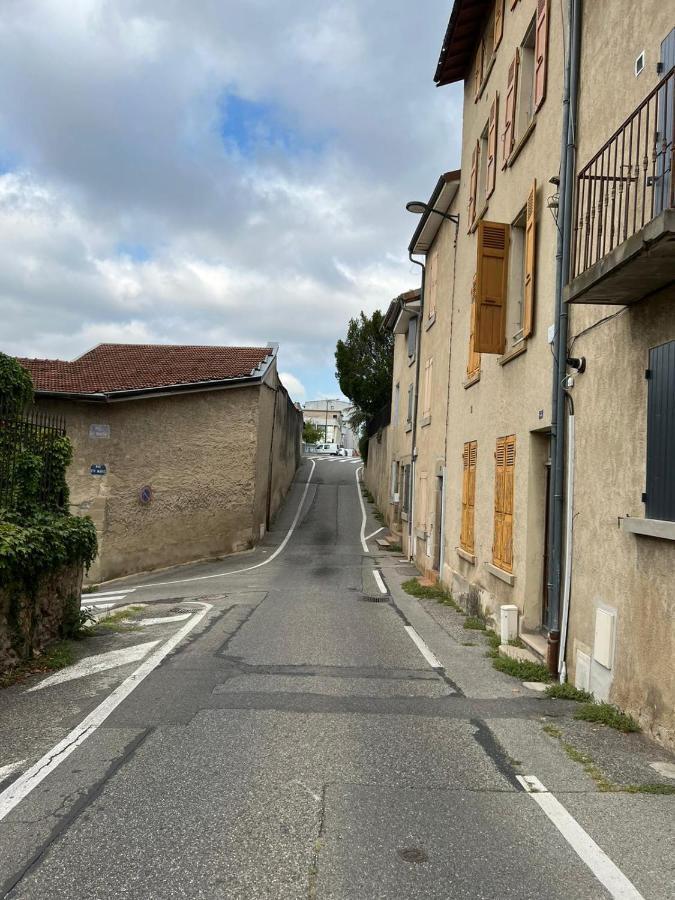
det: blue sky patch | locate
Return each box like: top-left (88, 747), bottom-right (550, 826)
top-left (219, 93), bottom-right (325, 159)
top-left (116, 242), bottom-right (151, 262)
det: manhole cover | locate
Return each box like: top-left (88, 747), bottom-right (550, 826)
top-left (397, 848), bottom-right (429, 864)
top-left (358, 595), bottom-right (390, 603)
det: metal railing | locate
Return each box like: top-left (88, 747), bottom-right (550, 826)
top-left (571, 66), bottom-right (674, 280)
top-left (0, 404), bottom-right (67, 512)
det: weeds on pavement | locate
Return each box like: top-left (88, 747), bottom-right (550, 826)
top-left (0, 641), bottom-right (75, 689)
top-left (401, 578), bottom-right (462, 611)
top-left (463, 616), bottom-right (487, 631)
top-left (492, 656), bottom-right (552, 682)
top-left (545, 682), bottom-right (593, 702)
top-left (574, 702), bottom-right (641, 733)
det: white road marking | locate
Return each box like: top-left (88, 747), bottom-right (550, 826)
top-left (83, 602), bottom-right (115, 610)
top-left (373, 569), bottom-right (388, 595)
top-left (0, 761), bottom-right (26, 780)
top-left (109, 460), bottom-right (317, 589)
top-left (356, 465), bottom-right (369, 553)
top-left (365, 526), bottom-right (385, 540)
top-left (85, 595), bottom-right (128, 604)
top-left (0, 601), bottom-right (211, 822)
top-left (27, 641), bottom-right (160, 691)
top-left (517, 776), bottom-right (645, 899)
top-left (404, 625), bottom-right (443, 669)
top-left (81, 589), bottom-right (136, 599)
top-left (137, 613), bottom-right (192, 626)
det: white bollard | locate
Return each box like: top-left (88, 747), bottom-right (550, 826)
top-left (500, 604), bottom-right (519, 643)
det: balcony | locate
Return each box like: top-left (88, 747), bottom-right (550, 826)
top-left (565, 67), bottom-right (674, 305)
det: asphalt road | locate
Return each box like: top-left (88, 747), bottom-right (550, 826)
top-left (0, 456), bottom-right (673, 899)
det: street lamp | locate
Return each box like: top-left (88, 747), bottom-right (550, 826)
top-left (406, 201), bottom-right (459, 225)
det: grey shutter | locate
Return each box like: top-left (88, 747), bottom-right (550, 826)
top-left (645, 340), bottom-right (675, 521)
top-left (407, 316), bottom-right (417, 358)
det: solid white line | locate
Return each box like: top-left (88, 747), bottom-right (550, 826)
top-left (517, 776), bottom-right (645, 899)
top-left (356, 465), bottom-right (369, 553)
top-left (138, 613), bottom-right (192, 626)
top-left (81, 589), bottom-right (136, 599)
top-left (404, 625), bottom-right (443, 669)
top-left (28, 641), bottom-right (160, 691)
top-left (365, 526), bottom-right (385, 540)
top-left (112, 459), bottom-right (317, 589)
top-left (0, 601), bottom-right (211, 822)
top-left (0, 761), bottom-right (26, 780)
top-left (373, 569), bottom-right (388, 595)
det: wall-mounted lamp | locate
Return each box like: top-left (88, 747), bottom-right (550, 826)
top-left (406, 201), bottom-right (459, 225)
top-left (566, 356), bottom-right (586, 373)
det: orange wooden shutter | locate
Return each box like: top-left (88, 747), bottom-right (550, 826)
top-left (492, 437), bottom-right (506, 567)
top-left (467, 275), bottom-right (481, 378)
top-left (486, 94), bottom-right (499, 199)
top-left (493, 435), bottom-right (515, 570)
top-left (502, 52), bottom-right (518, 168)
top-left (474, 40), bottom-right (484, 100)
top-left (534, 0), bottom-right (549, 111)
top-left (494, 0), bottom-right (504, 49)
top-left (468, 140), bottom-right (479, 229)
top-left (474, 221), bottom-right (509, 355)
top-left (460, 441), bottom-right (477, 554)
top-left (522, 180), bottom-right (537, 338)
top-left (460, 444), bottom-right (470, 550)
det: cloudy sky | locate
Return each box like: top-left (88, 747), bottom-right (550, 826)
top-left (0, 0), bottom-right (461, 402)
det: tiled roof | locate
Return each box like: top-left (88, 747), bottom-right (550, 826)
top-left (18, 343), bottom-right (273, 396)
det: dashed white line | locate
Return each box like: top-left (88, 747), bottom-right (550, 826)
top-left (404, 625), bottom-right (443, 669)
top-left (28, 641), bottom-right (160, 691)
top-left (356, 465), bottom-right (369, 553)
top-left (365, 526), bottom-right (385, 541)
top-left (517, 776), bottom-right (645, 899)
top-left (373, 569), bottom-right (388, 595)
top-left (0, 601), bottom-right (212, 822)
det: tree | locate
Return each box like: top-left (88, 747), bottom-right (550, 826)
top-left (335, 310), bottom-right (393, 427)
top-left (302, 421), bottom-right (323, 445)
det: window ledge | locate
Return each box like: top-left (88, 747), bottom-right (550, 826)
top-left (620, 517), bottom-right (675, 541)
top-left (506, 118), bottom-right (537, 169)
top-left (415, 527), bottom-right (427, 540)
top-left (408, 356), bottom-right (416, 367)
top-left (499, 341), bottom-right (527, 366)
top-left (464, 372), bottom-right (481, 389)
top-left (420, 414), bottom-right (432, 428)
top-left (401, 512), bottom-right (409, 522)
top-left (486, 562), bottom-right (515, 585)
top-left (475, 55), bottom-right (496, 103)
top-left (426, 312), bottom-right (436, 331)
top-left (405, 423), bottom-right (413, 433)
top-left (469, 201), bottom-right (489, 235)
top-left (456, 547), bottom-right (476, 565)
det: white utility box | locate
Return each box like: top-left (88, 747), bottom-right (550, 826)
top-left (500, 605), bottom-right (519, 643)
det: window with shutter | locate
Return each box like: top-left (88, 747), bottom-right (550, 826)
top-left (407, 315), bottom-right (417, 359)
top-left (645, 341), bottom-right (675, 521)
top-left (486, 94), bottom-right (499, 199)
top-left (460, 441), bottom-right (478, 553)
top-left (475, 220), bottom-right (510, 355)
top-left (494, 0), bottom-right (504, 50)
top-left (522, 180), bottom-right (537, 338)
top-left (406, 383), bottom-right (414, 425)
top-left (422, 358), bottom-right (433, 419)
top-left (418, 472), bottom-right (428, 532)
top-left (502, 52), bottom-right (518, 168)
top-left (468, 140), bottom-right (479, 229)
top-left (534, 0), bottom-right (549, 111)
top-left (474, 39), bottom-right (484, 101)
top-left (467, 275), bottom-right (481, 379)
top-left (493, 435), bottom-right (516, 571)
top-left (427, 248), bottom-right (438, 320)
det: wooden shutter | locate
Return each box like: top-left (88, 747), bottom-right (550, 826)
top-left (493, 435), bottom-right (515, 570)
top-left (461, 441), bottom-right (477, 553)
top-left (423, 358), bottom-right (433, 417)
top-left (494, 0), bottom-right (504, 50)
top-left (534, 0), bottom-right (549, 111)
top-left (486, 94), bottom-right (499, 199)
top-left (475, 220), bottom-right (509, 355)
top-left (466, 275), bottom-right (481, 378)
top-left (502, 52), bottom-right (519, 168)
top-left (468, 140), bottom-right (479, 229)
top-left (474, 39), bottom-right (484, 100)
top-left (522, 180), bottom-right (537, 338)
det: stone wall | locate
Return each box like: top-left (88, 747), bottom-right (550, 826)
top-left (0, 564), bottom-right (83, 671)
top-left (364, 426), bottom-right (392, 524)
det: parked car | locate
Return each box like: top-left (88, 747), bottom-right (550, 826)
top-left (315, 442), bottom-right (339, 455)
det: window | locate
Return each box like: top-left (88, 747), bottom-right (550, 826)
top-left (486, 95), bottom-right (498, 201)
top-left (473, 8), bottom-right (495, 100)
top-left (402, 464), bottom-right (411, 515)
top-left (477, 121), bottom-right (489, 212)
top-left (427, 248), bottom-right (438, 321)
top-left (474, 220), bottom-right (510, 354)
top-left (506, 181), bottom-right (537, 349)
top-left (390, 460), bottom-right (399, 504)
top-left (392, 383), bottom-right (400, 425)
top-left (493, 435), bottom-right (516, 572)
top-left (406, 383), bottom-right (414, 426)
top-left (494, 0), bottom-right (504, 50)
top-left (407, 315), bottom-right (418, 361)
top-left (460, 441), bottom-right (477, 553)
top-left (418, 472), bottom-right (428, 532)
top-left (466, 275), bottom-right (481, 379)
top-left (422, 358), bottom-right (433, 420)
top-left (516, 17), bottom-right (536, 139)
top-left (645, 341), bottom-right (675, 521)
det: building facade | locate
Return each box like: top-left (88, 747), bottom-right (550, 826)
top-left (302, 399), bottom-right (358, 449)
top-left (20, 344), bottom-right (302, 584)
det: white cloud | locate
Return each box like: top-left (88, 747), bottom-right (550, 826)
top-left (0, 1), bottom-right (462, 395)
top-left (279, 372), bottom-right (305, 401)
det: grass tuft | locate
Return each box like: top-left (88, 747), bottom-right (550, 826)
top-left (492, 656), bottom-right (552, 682)
top-left (622, 783), bottom-right (675, 795)
top-left (542, 724), bottom-right (562, 738)
top-left (94, 605), bottom-right (144, 632)
top-left (545, 682), bottom-right (593, 702)
top-left (401, 578), bottom-right (461, 611)
top-left (574, 702), bottom-right (641, 733)
top-left (0, 641), bottom-right (75, 689)
top-left (463, 616), bottom-right (487, 631)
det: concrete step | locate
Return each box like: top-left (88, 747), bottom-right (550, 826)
top-left (498, 644), bottom-right (541, 664)
top-left (520, 630), bottom-right (547, 662)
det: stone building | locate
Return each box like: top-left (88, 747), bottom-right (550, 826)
top-left (302, 399), bottom-right (358, 449)
top-left (19, 343), bottom-right (302, 584)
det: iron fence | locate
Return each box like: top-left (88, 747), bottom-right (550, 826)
top-left (571, 66), bottom-right (674, 279)
top-left (0, 403), bottom-right (67, 512)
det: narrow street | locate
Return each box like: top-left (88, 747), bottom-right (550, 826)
top-left (0, 457), bottom-right (672, 899)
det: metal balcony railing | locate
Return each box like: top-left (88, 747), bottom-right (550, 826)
top-left (571, 67), bottom-right (674, 280)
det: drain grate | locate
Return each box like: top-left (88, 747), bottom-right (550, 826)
top-left (358, 594), bottom-right (390, 603)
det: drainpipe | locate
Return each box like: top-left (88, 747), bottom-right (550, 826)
top-left (408, 252), bottom-right (425, 562)
top-left (546, 0), bottom-right (582, 672)
top-left (558, 391), bottom-right (575, 681)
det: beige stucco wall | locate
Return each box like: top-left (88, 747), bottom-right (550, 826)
top-left (37, 374), bottom-right (299, 584)
top-left (438, 0), bottom-right (563, 626)
top-left (565, 5), bottom-right (675, 746)
top-left (364, 424), bottom-right (391, 520)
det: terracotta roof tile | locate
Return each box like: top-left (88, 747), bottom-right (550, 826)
top-left (18, 343), bottom-right (272, 396)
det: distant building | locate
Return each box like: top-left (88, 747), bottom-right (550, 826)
top-left (19, 343), bottom-right (302, 583)
top-left (302, 399), bottom-right (358, 449)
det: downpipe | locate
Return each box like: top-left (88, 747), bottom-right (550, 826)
top-left (558, 393), bottom-right (575, 681)
top-left (408, 252), bottom-right (425, 562)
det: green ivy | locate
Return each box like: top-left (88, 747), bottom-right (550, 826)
top-left (0, 354), bottom-right (33, 414)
